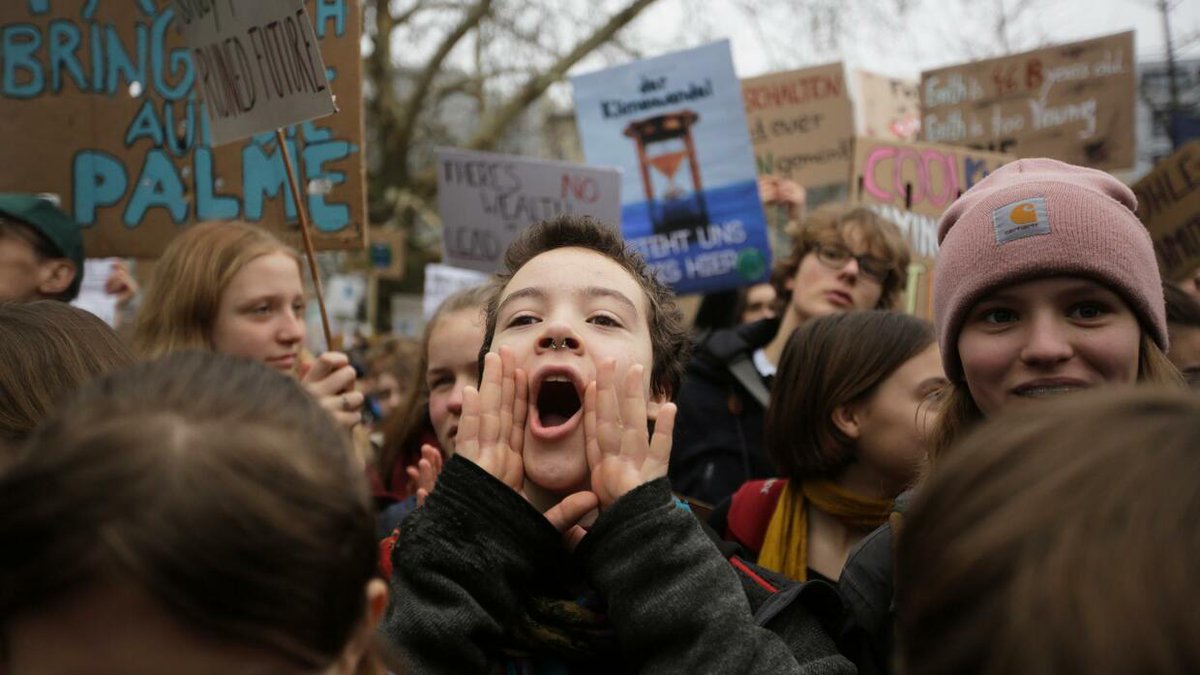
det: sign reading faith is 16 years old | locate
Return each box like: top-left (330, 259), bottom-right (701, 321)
top-left (920, 31), bottom-right (1134, 171)
top-left (173, 0), bottom-right (335, 145)
top-left (0, 1), bottom-right (365, 258)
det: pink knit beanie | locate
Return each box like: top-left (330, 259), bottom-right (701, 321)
top-left (933, 158), bottom-right (1166, 382)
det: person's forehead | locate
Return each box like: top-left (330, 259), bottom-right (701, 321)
top-left (501, 247), bottom-right (647, 312)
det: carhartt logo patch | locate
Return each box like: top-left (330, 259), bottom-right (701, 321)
top-left (993, 197), bottom-right (1051, 244)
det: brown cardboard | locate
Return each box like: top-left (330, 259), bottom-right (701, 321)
top-left (742, 63), bottom-right (855, 188)
top-left (1132, 140), bottom-right (1200, 282)
top-left (0, 0), bottom-right (365, 257)
top-left (920, 31), bottom-right (1135, 171)
top-left (850, 136), bottom-right (1014, 318)
top-left (857, 71), bottom-right (920, 141)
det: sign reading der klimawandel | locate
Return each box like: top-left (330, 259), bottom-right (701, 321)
top-left (572, 40), bottom-right (772, 294)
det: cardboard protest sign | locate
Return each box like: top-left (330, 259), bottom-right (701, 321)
top-left (851, 136), bottom-right (1013, 258)
top-left (423, 263), bottom-right (490, 319)
top-left (172, 0), bottom-right (335, 145)
top-left (851, 137), bottom-right (1013, 318)
top-left (436, 147), bottom-right (622, 274)
top-left (920, 31), bottom-right (1135, 171)
top-left (368, 226), bottom-right (406, 280)
top-left (742, 63), bottom-right (855, 188)
top-left (1132, 140), bottom-right (1200, 282)
top-left (0, 1), bottom-right (365, 257)
top-left (572, 40), bottom-right (772, 294)
top-left (856, 71), bottom-right (920, 141)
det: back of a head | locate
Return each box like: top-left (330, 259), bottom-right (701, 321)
top-left (132, 222), bottom-right (296, 359)
top-left (897, 387), bottom-right (1200, 675)
top-left (0, 301), bottom-right (133, 450)
top-left (766, 310), bottom-right (935, 479)
top-left (0, 351), bottom-right (377, 670)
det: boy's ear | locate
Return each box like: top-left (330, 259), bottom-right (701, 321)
top-left (335, 579), bottom-right (389, 675)
top-left (36, 259), bottom-right (76, 297)
top-left (831, 403), bottom-right (862, 441)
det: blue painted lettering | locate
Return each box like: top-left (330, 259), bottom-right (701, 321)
top-left (48, 20), bottom-right (86, 92)
top-left (194, 147), bottom-right (240, 220)
top-left (3, 24), bottom-right (44, 98)
top-left (313, 0), bottom-right (347, 38)
top-left (72, 150), bottom-right (128, 224)
top-left (125, 149), bottom-right (187, 225)
top-left (105, 22), bottom-right (147, 94)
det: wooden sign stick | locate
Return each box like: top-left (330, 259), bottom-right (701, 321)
top-left (275, 128), bottom-right (334, 350)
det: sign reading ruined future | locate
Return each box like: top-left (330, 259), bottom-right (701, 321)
top-left (172, 0), bottom-right (335, 145)
top-left (1132, 140), bottom-right (1200, 283)
top-left (0, 1), bottom-right (365, 257)
top-left (920, 31), bottom-right (1135, 171)
top-left (741, 62), bottom-right (855, 188)
top-left (436, 147), bottom-right (622, 274)
top-left (572, 40), bottom-right (772, 295)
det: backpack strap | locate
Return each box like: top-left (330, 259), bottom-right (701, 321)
top-left (725, 478), bottom-right (787, 554)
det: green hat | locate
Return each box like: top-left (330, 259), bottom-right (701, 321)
top-left (0, 193), bottom-right (85, 299)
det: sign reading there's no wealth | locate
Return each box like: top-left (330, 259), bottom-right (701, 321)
top-left (436, 147), bottom-right (622, 273)
top-left (920, 31), bottom-right (1135, 171)
top-left (172, 0), bottom-right (335, 145)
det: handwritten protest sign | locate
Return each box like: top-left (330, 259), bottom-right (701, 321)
top-left (368, 226), bottom-right (406, 280)
top-left (436, 147), bottom-right (622, 274)
top-left (572, 41), bottom-right (772, 294)
top-left (856, 71), bottom-right (920, 141)
top-left (920, 32), bottom-right (1134, 171)
top-left (0, 1), bottom-right (365, 257)
top-left (742, 62), bottom-right (854, 188)
top-left (172, 0), bottom-right (334, 145)
top-left (851, 136), bottom-right (1013, 258)
top-left (422, 263), bottom-right (490, 319)
top-left (1132, 140), bottom-right (1200, 283)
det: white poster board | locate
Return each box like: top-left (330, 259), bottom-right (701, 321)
top-left (437, 147), bottom-right (622, 273)
top-left (422, 263), bottom-right (491, 319)
top-left (173, 0), bottom-right (336, 145)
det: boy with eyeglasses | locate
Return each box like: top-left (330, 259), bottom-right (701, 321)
top-left (669, 206), bottom-right (912, 506)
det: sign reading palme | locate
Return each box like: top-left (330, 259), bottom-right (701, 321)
top-left (0, 0), bottom-right (366, 257)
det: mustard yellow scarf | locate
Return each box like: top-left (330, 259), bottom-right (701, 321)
top-left (757, 479), bottom-right (892, 581)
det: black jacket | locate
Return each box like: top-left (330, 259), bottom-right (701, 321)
top-left (669, 318), bottom-right (780, 505)
top-left (836, 491), bottom-right (912, 675)
top-left (382, 455), bottom-right (855, 674)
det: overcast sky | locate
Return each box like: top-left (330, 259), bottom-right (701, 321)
top-left (626, 0), bottom-right (1200, 80)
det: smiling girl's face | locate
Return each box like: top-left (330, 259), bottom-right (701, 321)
top-left (957, 276), bottom-right (1141, 416)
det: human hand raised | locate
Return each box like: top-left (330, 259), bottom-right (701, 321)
top-left (583, 359), bottom-right (677, 510)
top-left (458, 348), bottom-right (599, 548)
top-left (456, 348), bottom-right (527, 492)
top-left (406, 444), bottom-right (444, 507)
top-left (301, 351), bottom-right (364, 431)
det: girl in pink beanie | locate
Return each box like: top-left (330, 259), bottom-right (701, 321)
top-left (838, 158), bottom-right (1184, 675)
top-left (928, 157), bottom-right (1182, 457)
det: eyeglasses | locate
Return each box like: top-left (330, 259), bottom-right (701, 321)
top-left (813, 244), bottom-right (891, 284)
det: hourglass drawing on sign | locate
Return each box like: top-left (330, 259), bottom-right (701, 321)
top-left (623, 111), bottom-right (709, 235)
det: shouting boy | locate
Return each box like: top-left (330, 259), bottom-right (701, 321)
top-left (382, 216), bottom-right (852, 673)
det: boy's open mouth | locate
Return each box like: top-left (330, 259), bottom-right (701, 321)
top-left (530, 370), bottom-right (584, 441)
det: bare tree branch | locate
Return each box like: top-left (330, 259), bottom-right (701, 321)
top-left (405, 0), bottom-right (666, 196)
top-left (392, 0), bottom-right (495, 181)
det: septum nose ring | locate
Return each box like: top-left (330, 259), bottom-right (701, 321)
top-left (548, 338), bottom-right (565, 350)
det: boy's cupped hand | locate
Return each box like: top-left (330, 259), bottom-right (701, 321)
top-left (584, 358), bottom-right (676, 510)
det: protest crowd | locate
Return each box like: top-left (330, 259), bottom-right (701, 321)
top-left (3, 4), bottom-right (1200, 675)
